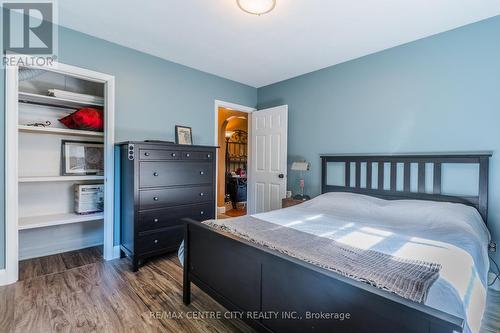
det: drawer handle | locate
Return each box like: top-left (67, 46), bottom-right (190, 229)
top-left (144, 152), bottom-right (150, 156)
top-left (186, 153), bottom-right (190, 157)
top-left (153, 197), bottom-right (159, 201)
top-left (153, 218), bottom-right (159, 223)
top-left (153, 172), bottom-right (159, 177)
top-left (199, 171), bottom-right (204, 175)
top-left (207, 154), bottom-right (211, 158)
top-left (199, 193), bottom-right (204, 197)
top-left (154, 239), bottom-right (158, 244)
top-left (171, 153), bottom-right (176, 157)
top-left (200, 211), bottom-right (204, 215)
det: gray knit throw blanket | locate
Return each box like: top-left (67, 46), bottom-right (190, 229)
top-left (204, 216), bottom-right (441, 303)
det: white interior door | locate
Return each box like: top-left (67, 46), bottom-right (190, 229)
top-left (249, 105), bottom-right (288, 214)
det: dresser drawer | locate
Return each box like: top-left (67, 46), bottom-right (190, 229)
top-left (140, 161), bottom-right (212, 188)
top-left (182, 151), bottom-right (213, 161)
top-left (140, 186), bottom-right (212, 210)
top-left (138, 203), bottom-right (213, 233)
top-left (139, 149), bottom-right (181, 160)
top-left (137, 226), bottom-right (183, 255)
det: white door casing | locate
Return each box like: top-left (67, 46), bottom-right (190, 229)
top-left (214, 100), bottom-right (256, 216)
top-left (250, 105), bottom-right (288, 213)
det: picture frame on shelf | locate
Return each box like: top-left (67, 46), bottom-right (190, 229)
top-left (61, 140), bottom-right (104, 176)
top-left (175, 125), bottom-right (193, 145)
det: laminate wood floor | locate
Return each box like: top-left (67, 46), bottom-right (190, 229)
top-left (2, 246), bottom-right (254, 333)
top-left (1, 247), bottom-right (499, 333)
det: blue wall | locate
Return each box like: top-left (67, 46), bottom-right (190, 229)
top-left (0, 27), bottom-right (257, 269)
top-left (258, 16), bottom-right (500, 253)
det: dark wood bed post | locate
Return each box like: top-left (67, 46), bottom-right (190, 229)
top-left (183, 221), bottom-right (191, 305)
top-left (479, 156), bottom-right (489, 223)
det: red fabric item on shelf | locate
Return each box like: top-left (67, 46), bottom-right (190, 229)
top-left (59, 108), bottom-right (104, 131)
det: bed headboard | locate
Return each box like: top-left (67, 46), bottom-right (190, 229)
top-left (320, 153), bottom-right (492, 223)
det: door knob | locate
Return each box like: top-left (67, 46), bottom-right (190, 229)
top-left (278, 173), bottom-right (285, 178)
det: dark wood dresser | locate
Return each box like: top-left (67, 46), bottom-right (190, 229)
top-left (117, 141), bottom-right (217, 271)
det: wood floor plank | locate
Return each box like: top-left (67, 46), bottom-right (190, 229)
top-left (78, 246), bottom-right (104, 266)
top-left (39, 254), bottom-right (67, 277)
top-left (18, 257), bottom-right (44, 281)
top-left (0, 284), bottom-right (15, 333)
top-left (60, 250), bottom-right (85, 270)
top-left (13, 277), bottom-right (52, 333)
top-left (60, 246), bottom-right (102, 270)
top-left (109, 260), bottom-right (203, 333)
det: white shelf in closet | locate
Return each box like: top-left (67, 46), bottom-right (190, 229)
top-left (19, 175), bottom-right (104, 183)
top-left (18, 125), bottom-right (104, 137)
top-left (18, 91), bottom-right (104, 109)
top-left (18, 212), bottom-right (104, 230)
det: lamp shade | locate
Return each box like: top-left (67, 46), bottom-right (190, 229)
top-left (291, 161), bottom-right (310, 171)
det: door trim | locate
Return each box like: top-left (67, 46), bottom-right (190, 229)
top-left (214, 100), bottom-right (256, 217)
top-left (2, 62), bottom-right (117, 286)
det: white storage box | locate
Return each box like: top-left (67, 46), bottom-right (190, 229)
top-left (74, 184), bottom-right (104, 214)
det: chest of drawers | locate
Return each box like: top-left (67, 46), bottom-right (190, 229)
top-left (117, 142), bottom-right (217, 271)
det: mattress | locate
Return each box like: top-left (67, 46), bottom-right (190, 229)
top-left (180, 192), bottom-right (491, 333)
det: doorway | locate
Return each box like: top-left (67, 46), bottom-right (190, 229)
top-left (217, 107), bottom-right (249, 219)
top-left (213, 101), bottom-right (288, 218)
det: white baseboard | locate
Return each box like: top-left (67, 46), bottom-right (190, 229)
top-left (111, 245), bottom-right (121, 259)
top-left (217, 206), bottom-right (226, 214)
top-left (0, 269), bottom-right (15, 286)
top-left (488, 272), bottom-right (500, 291)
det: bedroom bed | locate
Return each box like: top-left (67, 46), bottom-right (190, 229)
top-left (181, 153), bottom-right (492, 333)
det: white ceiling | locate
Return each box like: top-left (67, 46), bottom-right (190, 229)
top-left (58, 0), bottom-right (500, 88)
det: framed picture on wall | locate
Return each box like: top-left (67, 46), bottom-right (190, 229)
top-left (61, 140), bottom-right (104, 175)
top-left (175, 125), bottom-right (193, 145)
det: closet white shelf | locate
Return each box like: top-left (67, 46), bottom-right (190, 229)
top-left (18, 91), bottom-right (104, 109)
top-left (18, 125), bottom-right (104, 137)
top-left (19, 175), bottom-right (104, 183)
top-left (18, 212), bottom-right (104, 230)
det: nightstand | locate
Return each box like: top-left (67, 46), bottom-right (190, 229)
top-left (282, 197), bottom-right (309, 208)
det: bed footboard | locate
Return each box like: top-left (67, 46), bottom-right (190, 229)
top-left (183, 220), bottom-right (464, 333)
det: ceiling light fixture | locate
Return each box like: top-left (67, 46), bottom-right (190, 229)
top-left (237, 0), bottom-right (276, 16)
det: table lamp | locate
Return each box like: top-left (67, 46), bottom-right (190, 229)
top-left (291, 161), bottom-right (310, 200)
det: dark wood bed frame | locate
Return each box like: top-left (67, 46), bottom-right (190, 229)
top-left (183, 153), bottom-right (491, 333)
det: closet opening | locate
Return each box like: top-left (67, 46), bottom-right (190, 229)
top-left (3, 63), bottom-right (115, 284)
top-left (217, 107), bottom-right (249, 219)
